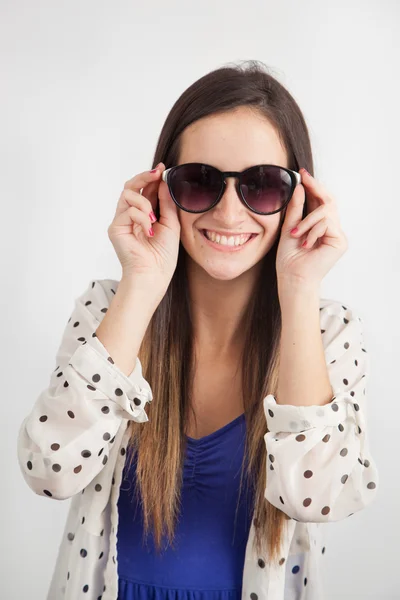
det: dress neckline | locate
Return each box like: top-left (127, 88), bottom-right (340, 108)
top-left (185, 412), bottom-right (246, 444)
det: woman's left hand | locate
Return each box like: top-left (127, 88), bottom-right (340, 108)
top-left (275, 168), bottom-right (348, 287)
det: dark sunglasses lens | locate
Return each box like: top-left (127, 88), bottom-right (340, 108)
top-left (169, 164), bottom-right (221, 211)
top-left (241, 166), bottom-right (292, 213)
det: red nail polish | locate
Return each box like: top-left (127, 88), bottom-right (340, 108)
top-left (302, 240), bottom-right (307, 247)
top-left (290, 227), bottom-right (298, 235)
top-left (150, 162), bottom-right (161, 173)
top-left (302, 168), bottom-right (311, 177)
top-left (149, 211), bottom-right (157, 223)
top-left (148, 227), bottom-right (154, 237)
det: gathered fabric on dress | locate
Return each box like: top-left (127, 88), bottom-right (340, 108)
top-left (116, 412), bottom-right (256, 600)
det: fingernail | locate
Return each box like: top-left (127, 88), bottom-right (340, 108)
top-left (148, 227), bottom-right (154, 237)
top-left (301, 168), bottom-right (311, 177)
top-left (302, 239), bottom-right (307, 247)
top-left (150, 162), bottom-right (161, 173)
top-left (290, 227), bottom-right (298, 235)
top-left (149, 211), bottom-right (157, 223)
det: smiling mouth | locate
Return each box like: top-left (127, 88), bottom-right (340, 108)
top-left (200, 229), bottom-right (258, 249)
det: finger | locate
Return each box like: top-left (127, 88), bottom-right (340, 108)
top-left (300, 169), bottom-right (334, 206)
top-left (157, 176), bottom-right (181, 235)
top-left (301, 219), bottom-right (328, 249)
top-left (110, 205), bottom-right (154, 239)
top-left (140, 178), bottom-right (163, 216)
top-left (118, 165), bottom-right (165, 219)
top-left (116, 188), bottom-right (155, 221)
top-left (290, 205), bottom-right (327, 237)
top-left (282, 182), bottom-right (306, 232)
top-left (124, 162), bottom-right (165, 195)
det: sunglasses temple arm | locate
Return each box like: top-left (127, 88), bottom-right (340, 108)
top-left (293, 170), bottom-right (302, 186)
top-left (162, 168), bottom-right (172, 183)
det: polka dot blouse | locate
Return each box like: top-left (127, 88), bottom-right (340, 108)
top-left (17, 278), bottom-right (379, 600)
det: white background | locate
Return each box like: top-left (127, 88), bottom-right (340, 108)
top-left (2, 0), bottom-right (398, 598)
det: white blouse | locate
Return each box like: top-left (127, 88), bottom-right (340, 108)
top-left (17, 278), bottom-right (379, 600)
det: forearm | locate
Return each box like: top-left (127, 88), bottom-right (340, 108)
top-left (276, 278), bottom-right (333, 407)
top-left (95, 277), bottom-right (160, 377)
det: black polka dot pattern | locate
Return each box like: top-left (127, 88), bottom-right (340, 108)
top-left (262, 298), bottom-right (378, 534)
top-left (15, 278), bottom-right (157, 593)
top-left (17, 287), bottom-right (378, 598)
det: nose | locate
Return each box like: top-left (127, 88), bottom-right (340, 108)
top-left (212, 176), bottom-right (246, 218)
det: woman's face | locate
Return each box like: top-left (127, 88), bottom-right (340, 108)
top-left (176, 106), bottom-right (289, 281)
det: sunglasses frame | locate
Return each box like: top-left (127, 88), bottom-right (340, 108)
top-left (161, 162), bottom-right (302, 215)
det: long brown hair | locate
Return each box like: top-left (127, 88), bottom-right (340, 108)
top-left (126, 59), bottom-right (312, 566)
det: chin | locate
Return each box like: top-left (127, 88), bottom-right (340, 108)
top-left (199, 260), bottom-right (259, 281)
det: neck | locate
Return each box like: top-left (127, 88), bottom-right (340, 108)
top-left (186, 257), bottom-right (262, 361)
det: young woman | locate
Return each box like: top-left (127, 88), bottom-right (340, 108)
top-left (17, 60), bottom-right (379, 600)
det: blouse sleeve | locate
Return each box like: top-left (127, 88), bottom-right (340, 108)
top-left (263, 299), bottom-right (379, 523)
top-left (17, 278), bottom-right (153, 501)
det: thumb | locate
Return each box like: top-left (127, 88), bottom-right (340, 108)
top-left (157, 170), bottom-right (181, 235)
top-left (281, 182), bottom-right (306, 233)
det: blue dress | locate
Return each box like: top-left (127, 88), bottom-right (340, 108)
top-left (116, 413), bottom-right (255, 600)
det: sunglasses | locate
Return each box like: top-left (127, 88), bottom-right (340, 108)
top-left (161, 162), bottom-right (301, 215)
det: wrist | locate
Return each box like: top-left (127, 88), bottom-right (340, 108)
top-left (119, 273), bottom-right (167, 307)
top-left (277, 277), bottom-right (320, 310)
top-left (277, 275), bottom-right (320, 295)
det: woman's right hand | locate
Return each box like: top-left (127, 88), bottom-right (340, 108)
top-left (108, 162), bottom-right (181, 289)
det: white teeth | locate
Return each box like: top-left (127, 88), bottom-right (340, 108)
top-left (204, 230), bottom-right (251, 246)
